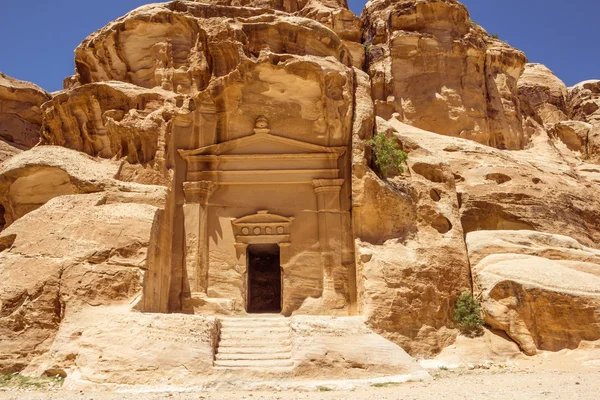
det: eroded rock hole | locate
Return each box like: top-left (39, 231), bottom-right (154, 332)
top-left (247, 244), bottom-right (281, 314)
top-left (486, 173), bottom-right (512, 184)
top-left (443, 145), bottom-right (460, 152)
top-left (453, 173), bottom-right (465, 182)
top-left (432, 215), bottom-right (452, 234)
top-left (43, 368), bottom-right (67, 379)
top-left (412, 162), bottom-right (447, 183)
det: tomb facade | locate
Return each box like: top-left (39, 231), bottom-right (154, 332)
top-left (172, 116), bottom-right (356, 316)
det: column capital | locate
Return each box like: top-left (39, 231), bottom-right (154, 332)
top-left (183, 181), bottom-right (218, 204)
top-left (312, 178), bottom-right (344, 194)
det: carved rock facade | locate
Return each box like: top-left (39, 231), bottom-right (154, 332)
top-left (0, 0), bottom-right (599, 384)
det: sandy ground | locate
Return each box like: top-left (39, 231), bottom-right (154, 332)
top-left (1, 368), bottom-right (599, 400)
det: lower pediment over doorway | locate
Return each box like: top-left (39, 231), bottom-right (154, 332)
top-left (231, 210), bottom-right (293, 244)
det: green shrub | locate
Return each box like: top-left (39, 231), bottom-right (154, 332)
top-left (491, 33), bottom-right (499, 39)
top-left (366, 132), bottom-right (408, 177)
top-left (453, 291), bottom-right (484, 337)
top-left (363, 41), bottom-right (372, 57)
top-left (0, 373), bottom-right (63, 389)
top-left (371, 382), bottom-right (401, 388)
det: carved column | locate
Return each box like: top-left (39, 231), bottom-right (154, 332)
top-left (278, 242), bottom-right (292, 268)
top-left (312, 179), bottom-right (345, 308)
top-left (183, 181), bottom-right (217, 293)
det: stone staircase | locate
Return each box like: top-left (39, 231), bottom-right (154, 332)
top-left (214, 315), bottom-right (294, 370)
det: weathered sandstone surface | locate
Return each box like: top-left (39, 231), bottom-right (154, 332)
top-left (0, 0), bottom-right (599, 386)
top-left (469, 230), bottom-right (600, 355)
top-left (40, 82), bottom-right (177, 167)
top-left (0, 187), bottom-right (165, 373)
top-left (518, 63), bottom-right (569, 126)
top-left (361, 0), bottom-right (527, 149)
top-left (0, 73), bottom-right (51, 161)
top-left (569, 80), bottom-right (600, 162)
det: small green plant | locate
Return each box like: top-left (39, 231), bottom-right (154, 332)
top-left (371, 382), bottom-right (402, 388)
top-left (490, 33), bottom-right (499, 39)
top-left (453, 291), bottom-right (484, 337)
top-left (363, 41), bottom-right (373, 56)
top-left (318, 386), bottom-right (333, 392)
top-left (0, 373), bottom-right (64, 389)
top-left (438, 365), bottom-right (449, 371)
top-left (366, 132), bottom-right (408, 177)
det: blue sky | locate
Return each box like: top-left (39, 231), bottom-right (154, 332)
top-left (0, 1), bottom-right (597, 92)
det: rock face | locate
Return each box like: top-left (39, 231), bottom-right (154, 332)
top-left (0, 146), bottom-right (116, 227)
top-left (569, 80), bottom-right (600, 162)
top-left (0, 73), bottom-right (51, 161)
top-left (353, 118), bottom-right (471, 356)
top-left (469, 230), bottom-right (600, 355)
top-left (518, 63), bottom-right (569, 126)
top-left (41, 83), bottom-right (177, 164)
top-left (361, 0), bottom-right (527, 149)
top-left (0, 170), bottom-right (166, 372)
top-left (1, 0), bottom-right (600, 385)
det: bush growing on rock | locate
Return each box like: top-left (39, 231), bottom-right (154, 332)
top-left (367, 132), bottom-right (408, 177)
top-left (454, 291), bottom-right (484, 337)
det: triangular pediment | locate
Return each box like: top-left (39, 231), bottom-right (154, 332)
top-left (179, 132), bottom-right (345, 158)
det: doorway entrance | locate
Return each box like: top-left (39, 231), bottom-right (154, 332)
top-left (246, 244), bottom-right (281, 313)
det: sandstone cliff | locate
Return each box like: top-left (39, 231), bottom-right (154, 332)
top-left (0, 73), bottom-right (51, 162)
top-left (0, 0), bottom-right (599, 382)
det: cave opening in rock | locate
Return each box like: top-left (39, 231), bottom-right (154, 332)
top-left (246, 244), bottom-right (281, 314)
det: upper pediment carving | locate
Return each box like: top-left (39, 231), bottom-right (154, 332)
top-left (179, 116), bottom-right (346, 159)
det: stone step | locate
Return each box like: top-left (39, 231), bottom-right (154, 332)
top-left (215, 352), bottom-right (291, 361)
top-left (219, 319), bottom-right (289, 328)
top-left (213, 365), bottom-right (295, 372)
top-left (213, 359), bottom-right (294, 368)
top-left (216, 345), bottom-right (292, 354)
top-left (219, 329), bottom-right (290, 339)
top-left (218, 337), bottom-right (292, 347)
top-left (214, 316), bottom-right (293, 370)
top-left (219, 326), bottom-right (290, 335)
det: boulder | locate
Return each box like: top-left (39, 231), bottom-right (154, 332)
top-left (0, 146), bottom-right (117, 228)
top-left (569, 80), bottom-right (600, 126)
top-left (569, 80), bottom-right (600, 162)
top-left (468, 230), bottom-right (600, 355)
top-left (0, 72), bottom-right (51, 161)
top-left (548, 120), bottom-right (592, 153)
top-left (518, 63), bottom-right (569, 126)
top-left (0, 191), bottom-right (164, 373)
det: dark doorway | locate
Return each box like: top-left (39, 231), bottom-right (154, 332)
top-left (0, 204), bottom-right (5, 232)
top-left (247, 244), bottom-right (281, 313)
